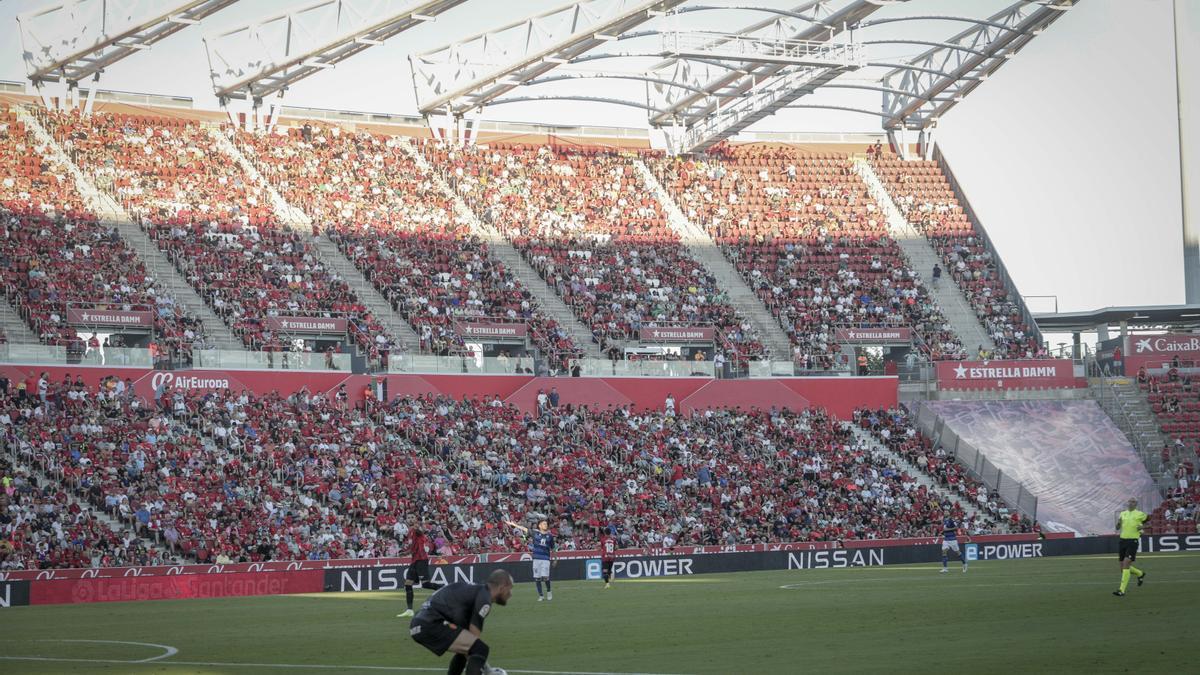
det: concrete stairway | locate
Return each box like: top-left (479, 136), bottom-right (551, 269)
top-left (210, 128), bottom-right (419, 350)
top-left (207, 127), bottom-right (312, 231)
top-left (311, 234), bottom-right (420, 349)
top-left (397, 137), bottom-right (599, 356)
top-left (632, 159), bottom-right (795, 360)
top-left (1092, 376), bottom-right (1171, 488)
top-left (13, 107), bottom-right (242, 351)
top-left (846, 423), bottom-right (993, 525)
top-left (0, 301), bottom-right (38, 343)
top-left (853, 158), bottom-right (995, 355)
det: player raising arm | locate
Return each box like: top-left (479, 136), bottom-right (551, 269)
top-left (399, 523), bottom-right (445, 618)
top-left (1113, 498), bottom-right (1148, 597)
top-left (409, 569), bottom-right (514, 675)
top-left (939, 516), bottom-right (969, 574)
top-left (507, 519), bottom-right (556, 601)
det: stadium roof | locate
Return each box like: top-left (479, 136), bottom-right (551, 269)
top-left (14, 0), bottom-right (1081, 150)
top-left (1034, 305), bottom-right (1200, 332)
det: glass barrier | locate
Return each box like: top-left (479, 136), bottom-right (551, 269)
top-left (577, 359), bottom-right (715, 378)
top-left (389, 354), bottom-right (531, 375)
top-left (194, 349), bottom-right (351, 371)
top-left (386, 354), bottom-right (860, 378)
top-left (0, 343), bottom-right (151, 368)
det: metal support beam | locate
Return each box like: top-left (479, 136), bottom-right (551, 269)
top-left (204, 0), bottom-right (466, 105)
top-left (18, 0), bottom-right (237, 97)
top-left (881, 0), bottom-right (1079, 130)
top-left (410, 0), bottom-right (686, 117)
top-left (645, 0), bottom-right (885, 132)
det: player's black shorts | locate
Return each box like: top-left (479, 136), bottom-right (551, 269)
top-left (601, 560), bottom-right (614, 575)
top-left (406, 559), bottom-right (430, 583)
top-left (1118, 538), bottom-right (1139, 562)
top-left (410, 618), bottom-right (460, 656)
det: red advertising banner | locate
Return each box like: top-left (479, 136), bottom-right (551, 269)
top-left (455, 322), bottom-right (528, 339)
top-left (937, 359), bottom-right (1080, 390)
top-left (30, 570), bottom-right (323, 605)
top-left (1125, 334), bottom-right (1200, 371)
top-left (638, 327), bottom-right (715, 342)
top-left (264, 316), bottom-right (348, 334)
top-left (834, 327), bottom-right (913, 343)
top-left (65, 308), bottom-right (153, 328)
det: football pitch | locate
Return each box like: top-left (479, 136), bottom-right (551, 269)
top-left (1, 555), bottom-right (1198, 675)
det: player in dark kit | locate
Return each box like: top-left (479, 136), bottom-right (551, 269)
top-left (410, 569), bottom-right (514, 675)
top-left (398, 524), bottom-right (444, 617)
top-left (600, 532), bottom-right (617, 588)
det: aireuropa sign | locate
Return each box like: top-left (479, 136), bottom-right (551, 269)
top-left (149, 371), bottom-right (231, 392)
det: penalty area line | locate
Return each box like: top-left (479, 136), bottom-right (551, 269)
top-left (0, 655), bottom-right (693, 675)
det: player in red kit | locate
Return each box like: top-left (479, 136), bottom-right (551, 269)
top-left (600, 532), bottom-right (617, 589)
top-left (398, 524), bottom-right (445, 617)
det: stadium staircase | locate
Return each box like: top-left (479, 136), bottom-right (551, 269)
top-left (210, 129), bottom-right (420, 351)
top-left (397, 137), bottom-right (600, 356)
top-left (0, 300), bottom-right (39, 343)
top-left (852, 158), bottom-right (995, 355)
top-left (632, 159), bottom-right (795, 360)
top-left (11, 107), bottom-right (242, 351)
top-left (3, 447), bottom-right (179, 563)
top-left (845, 423), bottom-right (991, 524)
top-left (1091, 375), bottom-right (1171, 488)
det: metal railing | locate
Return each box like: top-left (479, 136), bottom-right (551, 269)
top-left (914, 402), bottom-right (1039, 522)
top-left (194, 349), bottom-right (351, 371)
top-left (0, 344), bottom-right (152, 368)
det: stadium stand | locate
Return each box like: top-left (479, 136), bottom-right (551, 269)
top-left (868, 149), bottom-right (1042, 360)
top-left (234, 125), bottom-right (577, 360)
top-left (0, 104), bottom-right (206, 364)
top-left (854, 406), bottom-right (1033, 532)
top-left (0, 372), bottom-right (1020, 566)
top-left (0, 454), bottom-right (167, 571)
top-left (1137, 368), bottom-right (1200, 533)
top-left (923, 400), bottom-right (1162, 535)
top-left (651, 143), bottom-right (966, 365)
top-left (34, 110), bottom-right (394, 360)
top-left (422, 141), bottom-right (765, 359)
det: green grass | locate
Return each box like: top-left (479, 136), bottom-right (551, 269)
top-left (1, 554), bottom-right (1198, 674)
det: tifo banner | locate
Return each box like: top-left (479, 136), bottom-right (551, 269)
top-left (834, 327), bottom-right (913, 344)
top-left (937, 359), bottom-right (1079, 390)
top-left (455, 322), bottom-right (528, 339)
top-left (638, 327), bottom-right (715, 342)
top-left (264, 316), bottom-right (348, 334)
top-left (1125, 334), bottom-right (1200, 371)
top-left (65, 308), bottom-right (153, 328)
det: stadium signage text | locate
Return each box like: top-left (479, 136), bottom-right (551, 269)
top-left (638, 327), bottom-right (715, 342)
top-left (65, 308), bottom-right (153, 327)
top-left (455, 322), bottom-right (529, 339)
top-left (1123, 334), bottom-right (1200, 371)
top-left (786, 549), bottom-right (885, 569)
top-left (936, 359), bottom-right (1079, 390)
top-left (150, 372), bottom-right (231, 391)
top-left (264, 316), bottom-right (348, 334)
top-left (965, 543), bottom-right (1043, 561)
top-left (834, 328), bottom-right (913, 344)
top-left (336, 565), bottom-right (477, 592)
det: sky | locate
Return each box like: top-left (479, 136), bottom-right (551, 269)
top-left (0, 0), bottom-right (1193, 316)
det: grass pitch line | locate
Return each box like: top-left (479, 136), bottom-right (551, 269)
top-left (0, 653), bottom-right (694, 675)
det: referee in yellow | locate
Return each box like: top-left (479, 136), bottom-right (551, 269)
top-left (1113, 497), bottom-right (1148, 597)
